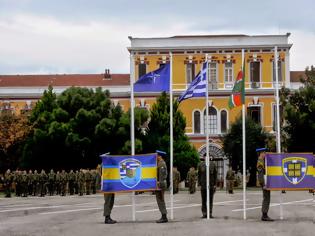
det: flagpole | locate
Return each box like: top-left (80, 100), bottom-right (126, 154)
top-left (130, 53), bottom-right (136, 221)
top-left (241, 49), bottom-right (247, 220)
top-left (274, 46), bottom-right (283, 220)
top-left (169, 52), bottom-right (174, 220)
top-left (205, 54), bottom-right (210, 220)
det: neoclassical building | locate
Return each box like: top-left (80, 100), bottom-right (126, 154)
top-left (0, 33), bottom-right (304, 182)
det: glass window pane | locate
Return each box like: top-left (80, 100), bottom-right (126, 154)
top-left (194, 111), bottom-right (201, 134)
top-left (221, 110), bottom-right (227, 133)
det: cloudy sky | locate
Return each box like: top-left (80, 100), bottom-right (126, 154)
top-left (0, 0), bottom-right (314, 74)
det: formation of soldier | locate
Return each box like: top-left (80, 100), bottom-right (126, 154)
top-left (0, 168), bottom-right (101, 198)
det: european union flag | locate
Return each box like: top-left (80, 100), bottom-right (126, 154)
top-left (101, 153), bottom-right (157, 192)
top-left (134, 63), bottom-right (170, 92)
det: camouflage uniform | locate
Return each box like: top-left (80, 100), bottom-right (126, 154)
top-left (4, 169), bottom-right (13, 197)
top-left (186, 167), bottom-right (197, 194)
top-left (155, 155), bottom-right (168, 223)
top-left (198, 158), bottom-right (217, 218)
top-left (91, 170), bottom-right (97, 194)
top-left (78, 169), bottom-right (85, 196)
top-left (226, 167), bottom-right (235, 194)
top-left (33, 170), bottom-right (39, 196)
top-left (28, 170), bottom-right (34, 195)
top-left (257, 151), bottom-right (273, 221)
top-left (39, 170), bottom-right (48, 197)
top-left (48, 169), bottom-right (55, 196)
top-left (68, 170), bottom-right (76, 195)
top-left (21, 170), bottom-right (29, 197)
top-left (55, 171), bottom-right (61, 195)
top-left (14, 170), bottom-right (22, 197)
top-left (172, 167), bottom-right (181, 194)
top-left (85, 170), bottom-right (92, 195)
top-left (60, 170), bottom-right (68, 196)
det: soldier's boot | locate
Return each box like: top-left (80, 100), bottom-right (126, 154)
top-left (261, 213), bottom-right (274, 221)
top-left (156, 214), bottom-right (168, 223)
top-left (104, 215), bottom-right (117, 224)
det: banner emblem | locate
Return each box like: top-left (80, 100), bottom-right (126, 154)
top-left (119, 159), bottom-right (141, 188)
top-left (282, 157), bottom-right (307, 185)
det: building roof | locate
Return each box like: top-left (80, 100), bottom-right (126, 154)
top-left (0, 74), bottom-right (130, 87)
top-left (290, 71), bottom-right (306, 82)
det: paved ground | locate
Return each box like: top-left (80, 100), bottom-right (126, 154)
top-left (0, 190), bottom-right (314, 236)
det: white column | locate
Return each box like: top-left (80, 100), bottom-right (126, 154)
top-left (205, 54), bottom-right (210, 220)
top-left (169, 52), bottom-right (174, 220)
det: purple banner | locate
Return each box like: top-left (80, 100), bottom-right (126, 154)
top-left (266, 153), bottom-right (315, 190)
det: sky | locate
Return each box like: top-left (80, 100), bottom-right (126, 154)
top-left (0, 0), bottom-right (314, 74)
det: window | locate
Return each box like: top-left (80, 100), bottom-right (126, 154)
top-left (220, 110), bottom-right (227, 133)
top-left (208, 62), bottom-right (217, 89)
top-left (272, 104), bottom-right (282, 131)
top-left (273, 61), bottom-right (282, 82)
top-left (224, 62), bottom-right (233, 82)
top-left (204, 107), bottom-right (217, 134)
top-left (138, 63), bottom-right (146, 79)
top-left (247, 106), bottom-right (261, 124)
top-left (193, 111), bottom-right (201, 134)
top-left (250, 62), bottom-right (260, 87)
top-left (186, 63), bottom-right (195, 84)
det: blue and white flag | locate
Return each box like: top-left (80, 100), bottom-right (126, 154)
top-left (134, 63), bottom-right (170, 92)
top-left (178, 62), bottom-right (207, 102)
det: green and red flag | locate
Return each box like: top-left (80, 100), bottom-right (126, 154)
top-left (228, 64), bottom-right (245, 109)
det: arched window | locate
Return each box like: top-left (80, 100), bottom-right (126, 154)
top-left (204, 107), bottom-right (217, 134)
top-left (220, 110), bottom-right (227, 133)
top-left (193, 111), bottom-right (201, 134)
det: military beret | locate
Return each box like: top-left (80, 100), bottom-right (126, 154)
top-left (156, 150), bottom-right (167, 156)
top-left (256, 147), bottom-right (267, 152)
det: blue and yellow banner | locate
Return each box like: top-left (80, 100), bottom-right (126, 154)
top-left (266, 153), bottom-right (315, 190)
top-left (101, 153), bottom-right (157, 193)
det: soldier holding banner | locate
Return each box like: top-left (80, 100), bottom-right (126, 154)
top-left (256, 148), bottom-right (274, 222)
top-left (155, 150), bottom-right (168, 223)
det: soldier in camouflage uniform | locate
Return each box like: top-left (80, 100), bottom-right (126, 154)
top-left (60, 170), bottom-right (68, 196)
top-left (39, 169), bottom-right (48, 197)
top-left (4, 169), bottom-right (13, 197)
top-left (48, 169), bottom-right (55, 196)
top-left (74, 170), bottom-right (79, 194)
top-left (256, 148), bottom-right (274, 221)
top-left (91, 169), bottom-right (97, 194)
top-left (28, 170), bottom-right (34, 196)
top-left (32, 170), bottom-right (39, 196)
top-left (155, 150), bottom-right (168, 223)
top-left (68, 170), bottom-right (76, 195)
top-left (186, 167), bottom-right (197, 194)
top-left (172, 166), bottom-right (181, 194)
top-left (78, 169), bottom-right (85, 196)
top-left (226, 166), bottom-right (235, 194)
top-left (55, 171), bottom-right (61, 195)
top-left (14, 170), bottom-right (22, 197)
top-left (85, 169), bottom-right (92, 195)
top-left (198, 155), bottom-right (217, 218)
top-left (21, 170), bottom-right (29, 197)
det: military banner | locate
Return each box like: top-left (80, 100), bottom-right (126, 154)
top-left (101, 153), bottom-right (157, 192)
top-left (266, 153), bottom-right (315, 190)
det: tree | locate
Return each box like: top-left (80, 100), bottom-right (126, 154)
top-left (0, 110), bottom-right (32, 171)
top-left (142, 92), bottom-right (199, 180)
top-left (223, 116), bottom-right (268, 186)
top-left (22, 86), bottom-right (148, 170)
top-left (283, 65), bottom-right (315, 153)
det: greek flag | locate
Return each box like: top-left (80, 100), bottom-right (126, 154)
top-left (178, 62), bottom-right (207, 102)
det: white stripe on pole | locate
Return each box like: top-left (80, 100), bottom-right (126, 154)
top-left (274, 46), bottom-right (284, 220)
top-left (205, 54), bottom-right (210, 220)
top-left (130, 53), bottom-right (136, 221)
top-left (241, 49), bottom-right (247, 220)
top-left (170, 52), bottom-right (174, 220)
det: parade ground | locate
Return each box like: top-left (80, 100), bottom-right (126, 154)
top-left (0, 190), bottom-right (314, 236)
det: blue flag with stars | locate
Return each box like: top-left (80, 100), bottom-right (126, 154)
top-left (134, 63), bottom-right (170, 92)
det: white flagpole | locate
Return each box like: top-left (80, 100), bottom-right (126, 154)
top-left (169, 52), bottom-right (174, 220)
top-left (130, 53), bottom-right (136, 221)
top-left (241, 49), bottom-right (247, 220)
top-left (274, 46), bottom-right (283, 220)
top-left (205, 54), bottom-right (210, 220)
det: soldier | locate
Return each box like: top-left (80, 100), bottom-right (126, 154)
top-left (198, 154), bottom-right (217, 218)
top-left (60, 170), bottom-right (68, 196)
top-left (48, 169), bottom-right (55, 196)
top-left (91, 169), bottom-right (97, 194)
top-left (14, 170), bottom-right (22, 197)
top-left (68, 169), bottom-right (76, 195)
top-left (103, 193), bottom-right (116, 224)
top-left (257, 148), bottom-right (274, 221)
top-left (33, 170), bottom-right (39, 196)
top-left (21, 170), bottom-right (29, 197)
top-left (28, 170), bottom-right (34, 196)
top-left (55, 171), bottom-right (61, 195)
top-left (172, 166), bottom-right (181, 194)
top-left (155, 150), bottom-right (168, 223)
top-left (4, 169), bottom-right (13, 198)
top-left (78, 169), bottom-right (85, 196)
top-left (74, 170), bottom-right (79, 194)
top-left (186, 167), bottom-right (197, 194)
top-left (85, 169), bottom-right (92, 195)
top-left (226, 166), bottom-right (235, 194)
top-left (39, 169), bottom-right (48, 197)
